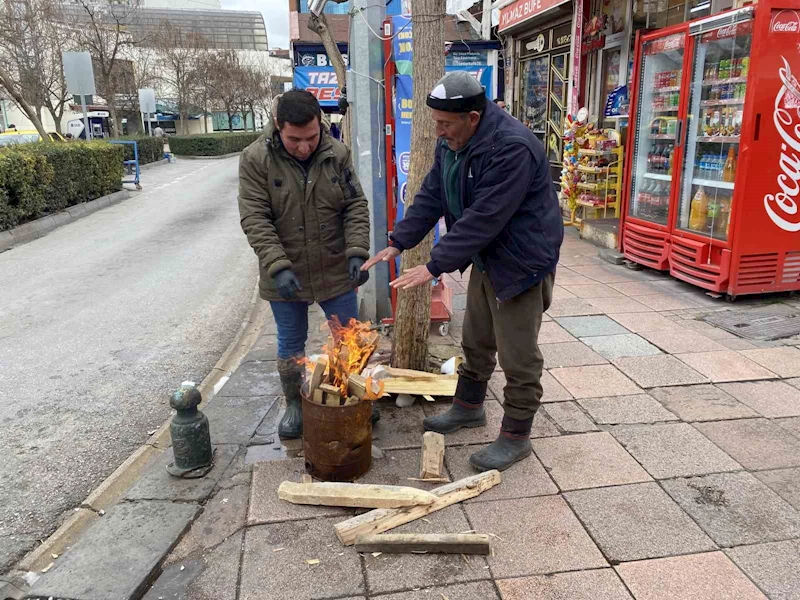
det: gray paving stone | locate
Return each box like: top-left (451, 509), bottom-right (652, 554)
top-left (542, 402), bottom-right (599, 433)
top-left (661, 472), bottom-right (800, 546)
top-left (125, 444), bottom-right (239, 502)
top-left (616, 552), bottom-right (767, 600)
top-left (776, 416), bottom-right (800, 439)
top-left (372, 581), bottom-right (500, 599)
top-left (555, 315), bottom-right (629, 337)
top-left (741, 347), bottom-right (800, 378)
top-left (371, 402), bottom-right (427, 450)
top-left (542, 341), bottom-right (608, 368)
top-left (204, 394), bottom-right (278, 445)
top-left (248, 458), bottom-right (354, 525)
top-left (422, 399), bottom-right (503, 446)
top-left (609, 312), bottom-right (683, 333)
top-left (553, 270), bottom-right (598, 286)
top-left (677, 351), bottom-right (776, 383)
top-left (465, 496), bottom-right (608, 578)
top-left (639, 329), bottom-right (726, 354)
top-left (446, 444), bottom-right (557, 502)
top-left (755, 467), bottom-right (800, 512)
top-left (608, 281), bottom-right (667, 296)
top-left (243, 333), bottom-right (278, 362)
top-left (545, 297), bottom-right (602, 317)
top-left (588, 296), bottom-right (653, 314)
top-left (145, 530), bottom-right (242, 600)
top-left (635, 293), bottom-right (703, 311)
top-left (31, 501), bottom-right (199, 600)
top-left (717, 380), bottom-right (800, 418)
top-left (240, 518), bottom-right (365, 600)
top-left (166, 484), bottom-right (249, 565)
top-left (579, 394), bottom-right (678, 424)
top-left (216, 360), bottom-right (283, 397)
top-left (561, 283), bottom-right (626, 298)
top-left (361, 505), bottom-right (489, 595)
top-left (649, 384), bottom-right (758, 422)
top-left (497, 569), bottom-right (633, 600)
top-left (611, 423), bottom-right (741, 479)
top-left (490, 368), bottom-right (574, 403)
top-left (718, 337), bottom-right (760, 350)
top-left (549, 365), bottom-right (642, 399)
top-left (695, 418), bottom-right (800, 470)
top-left (614, 355), bottom-right (708, 388)
top-left (553, 285), bottom-right (577, 299)
top-left (570, 265), bottom-right (644, 284)
top-left (582, 334), bottom-right (663, 359)
top-left (727, 540), bottom-right (800, 600)
top-left (355, 448), bottom-right (450, 491)
top-left (789, 377), bottom-right (800, 391)
top-left (565, 483), bottom-right (716, 562)
top-left (538, 321), bottom-right (578, 344)
top-left (533, 432), bottom-right (651, 491)
top-left (249, 397), bottom-right (283, 445)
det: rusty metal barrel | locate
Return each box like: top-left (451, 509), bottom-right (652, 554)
top-left (302, 397), bottom-right (372, 481)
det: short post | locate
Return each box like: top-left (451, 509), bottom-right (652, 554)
top-left (166, 381), bottom-right (214, 478)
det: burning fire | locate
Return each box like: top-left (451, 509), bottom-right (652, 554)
top-left (325, 317), bottom-right (379, 396)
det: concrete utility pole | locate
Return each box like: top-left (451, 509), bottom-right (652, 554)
top-left (349, 0), bottom-right (390, 322)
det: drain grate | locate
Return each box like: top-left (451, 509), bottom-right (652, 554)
top-left (703, 304), bottom-right (800, 341)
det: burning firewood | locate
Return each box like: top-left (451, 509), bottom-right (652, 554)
top-left (324, 317), bottom-right (379, 397)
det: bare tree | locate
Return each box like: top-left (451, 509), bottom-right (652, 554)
top-left (115, 44), bottom-right (158, 134)
top-left (0, 64), bottom-right (49, 139)
top-left (191, 47), bottom-right (214, 134)
top-left (0, 0), bottom-right (71, 134)
top-left (154, 21), bottom-right (208, 135)
top-left (207, 50), bottom-right (242, 133)
top-left (72, 0), bottom-right (143, 138)
top-left (392, 0), bottom-right (446, 370)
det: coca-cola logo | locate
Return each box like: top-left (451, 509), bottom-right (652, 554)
top-left (716, 24), bottom-right (740, 38)
top-left (771, 9), bottom-right (800, 33)
top-left (764, 56), bottom-right (800, 232)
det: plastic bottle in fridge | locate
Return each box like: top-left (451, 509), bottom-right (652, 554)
top-left (723, 147), bottom-right (736, 182)
top-left (689, 186), bottom-right (709, 231)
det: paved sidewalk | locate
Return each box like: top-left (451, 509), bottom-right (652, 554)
top-left (29, 231), bottom-right (800, 600)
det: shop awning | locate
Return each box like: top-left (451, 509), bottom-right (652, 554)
top-left (496, 0), bottom-right (571, 32)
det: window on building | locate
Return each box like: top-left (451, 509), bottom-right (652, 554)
top-left (298, 0), bottom-right (351, 14)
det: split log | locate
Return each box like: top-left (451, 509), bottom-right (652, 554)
top-left (312, 388), bottom-right (325, 405)
top-left (278, 481), bottom-right (438, 509)
top-left (319, 383), bottom-right (341, 405)
top-left (347, 374), bottom-right (367, 399)
top-left (342, 395), bottom-right (360, 406)
top-left (384, 367), bottom-right (443, 379)
top-left (354, 533), bottom-right (490, 555)
top-left (419, 432), bottom-right (445, 479)
top-left (380, 378), bottom-right (457, 397)
top-left (334, 470), bottom-right (502, 545)
top-left (309, 360), bottom-right (327, 393)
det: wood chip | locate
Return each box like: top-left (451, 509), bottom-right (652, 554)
top-left (371, 551), bottom-right (383, 557)
top-left (41, 562), bottom-right (54, 573)
top-left (272, 548), bottom-right (286, 552)
top-left (305, 559), bottom-right (320, 565)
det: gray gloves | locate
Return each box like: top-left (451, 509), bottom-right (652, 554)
top-left (348, 257), bottom-right (369, 287)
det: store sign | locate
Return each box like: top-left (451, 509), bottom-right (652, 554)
top-left (293, 66), bottom-right (341, 107)
top-left (498, 0), bottom-right (569, 32)
top-left (297, 51), bottom-right (349, 67)
top-left (644, 33), bottom-right (684, 55)
top-left (525, 34), bottom-right (547, 53)
top-left (581, 14), bottom-right (606, 55)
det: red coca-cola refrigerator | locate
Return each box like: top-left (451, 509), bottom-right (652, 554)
top-left (620, 0), bottom-right (800, 299)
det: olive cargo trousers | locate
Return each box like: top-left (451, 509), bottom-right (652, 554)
top-left (459, 269), bottom-right (555, 421)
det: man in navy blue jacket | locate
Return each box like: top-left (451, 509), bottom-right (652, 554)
top-left (363, 71), bottom-right (564, 471)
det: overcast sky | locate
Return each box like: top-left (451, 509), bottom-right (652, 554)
top-left (221, 0), bottom-right (291, 49)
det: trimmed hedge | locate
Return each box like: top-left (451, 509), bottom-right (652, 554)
top-left (168, 132), bottom-right (262, 156)
top-left (119, 136), bottom-right (164, 165)
top-left (0, 142), bottom-right (124, 232)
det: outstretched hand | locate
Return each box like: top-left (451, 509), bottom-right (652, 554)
top-left (390, 265), bottom-right (435, 290)
top-left (362, 246), bottom-right (401, 271)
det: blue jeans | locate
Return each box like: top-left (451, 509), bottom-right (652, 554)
top-left (270, 290), bottom-right (359, 359)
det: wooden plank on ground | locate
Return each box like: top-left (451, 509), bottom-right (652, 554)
top-left (334, 470), bottom-right (502, 546)
top-left (419, 432), bottom-right (445, 479)
top-left (354, 533), bottom-right (490, 555)
top-left (278, 482), bottom-right (438, 509)
top-left (380, 378), bottom-right (457, 396)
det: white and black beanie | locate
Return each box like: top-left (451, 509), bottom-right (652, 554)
top-left (426, 71), bottom-right (487, 113)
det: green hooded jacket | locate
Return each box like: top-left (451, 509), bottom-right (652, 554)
top-left (238, 121), bottom-right (371, 302)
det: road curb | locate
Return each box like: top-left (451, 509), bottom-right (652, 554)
top-left (139, 158), bottom-right (170, 171)
top-left (173, 151), bottom-right (242, 160)
top-left (0, 189), bottom-right (131, 254)
top-left (15, 283), bottom-right (269, 575)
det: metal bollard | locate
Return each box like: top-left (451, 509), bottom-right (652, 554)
top-left (166, 381), bottom-right (214, 478)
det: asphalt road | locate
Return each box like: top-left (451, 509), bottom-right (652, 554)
top-left (0, 157), bottom-right (258, 572)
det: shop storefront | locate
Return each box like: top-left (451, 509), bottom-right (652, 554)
top-left (499, 0), bottom-right (576, 188)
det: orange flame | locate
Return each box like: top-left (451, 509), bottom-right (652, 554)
top-left (324, 317), bottom-right (379, 396)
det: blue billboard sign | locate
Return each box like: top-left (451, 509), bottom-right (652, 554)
top-left (293, 65), bottom-right (341, 108)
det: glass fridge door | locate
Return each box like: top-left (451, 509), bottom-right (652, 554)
top-left (676, 20), bottom-right (752, 242)
top-left (628, 33), bottom-right (686, 226)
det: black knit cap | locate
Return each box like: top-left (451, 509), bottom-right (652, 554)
top-left (426, 71), bottom-right (487, 113)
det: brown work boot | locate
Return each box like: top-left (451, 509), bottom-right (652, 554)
top-left (277, 357), bottom-right (304, 439)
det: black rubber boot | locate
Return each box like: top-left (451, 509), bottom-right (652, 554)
top-left (469, 434), bottom-right (532, 472)
top-left (422, 376), bottom-right (487, 434)
top-left (277, 357), bottom-right (304, 439)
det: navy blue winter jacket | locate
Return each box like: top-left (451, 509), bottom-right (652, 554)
top-left (390, 101), bottom-right (564, 302)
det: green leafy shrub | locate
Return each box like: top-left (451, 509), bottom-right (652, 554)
top-left (118, 136), bottom-right (164, 165)
top-left (168, 132), bottom-right (262, 156)
top-left (0, 141), bottom-right (124, 231)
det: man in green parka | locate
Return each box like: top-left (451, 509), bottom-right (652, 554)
top-left (238, 90), bottom-right (372, 439)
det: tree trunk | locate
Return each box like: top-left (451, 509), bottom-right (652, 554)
top-left (203, 97), bottom-right (209, 133)
top-left (227, 109), bottom-right (233, 132)
top-left (108, 102), bottom-right (121, 139)
top-left (0, 64), bottom-right (50, 142)
top-left (308, 13), bottom-right (351, 147)
top-left (392, 0), bottom-right (446, 371)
